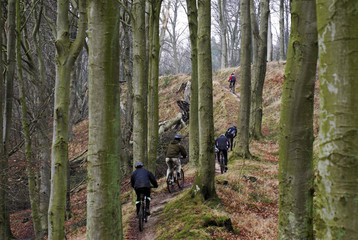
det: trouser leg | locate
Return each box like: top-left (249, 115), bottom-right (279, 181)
top-left (165, 158), bottom-right (174, 179)
top-left (174, 158), bottom-right (181, 177)
top-left (223, 150), bottom-right (228, 166)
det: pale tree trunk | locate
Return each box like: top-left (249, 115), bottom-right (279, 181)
top-left (233, 0), bottom-right (251, 158)
top-left (0, 0), bottom-right (16, 238)
top-left (16, 0), bottom-right (43, 238)
top-left (48, 0), bottom-right (87, 238)
top-left (147, 0), bottom-right (162, 173)
top-left (250, 0), bottom-right (269, 140)
top-left (159, 0), bottom-right (170, 58)
top-left (191, 0), bottom-right (216, 200)
top-left (132, 0), bottom-right (147, 168)
top-left (87, 0), bottom-right (122, 238)
top-left (315, 0), bottom-right (358, 239)
top-left (278, 0), bottom-right (317, 238)
top-left (121, 8), bottom-right (133, 175)
top-left (279, 0), bottom-right (285, 61)
top-left (31, 0), bottom-right (50, 233)
top-left (284, 0), bottom-right (290, 55)
top-left (250, 0), bottom-right (259, 65)
top-left (186, 0), bottom-right (199, 166)
top-left (218, 0), bottom-right (227, 69)
top-left (266, 14), bottom-right (272, 61)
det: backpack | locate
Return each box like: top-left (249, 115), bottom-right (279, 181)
top-left (230, 76), bottom-right (236, 82)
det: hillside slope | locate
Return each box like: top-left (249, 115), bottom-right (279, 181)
top-left (11, 62), bottom-right (288, 239)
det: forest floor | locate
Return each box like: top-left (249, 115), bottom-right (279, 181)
top-left (10, 62), bottom-right (305, 239)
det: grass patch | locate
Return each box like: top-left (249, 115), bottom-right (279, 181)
top-left (157, 192), bottom-right (239, 240)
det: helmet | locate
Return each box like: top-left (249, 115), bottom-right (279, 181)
top-left (233, 126), bottom-right (237, 129)
top-left (231, 72), bottom-right (235, 75)
top-left (135, 162), bottom-right (144, 168)
top-left (174, 134), bottom-right (182, 140)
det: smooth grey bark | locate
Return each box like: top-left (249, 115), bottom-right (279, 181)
top-left (186, 0), bottom-right (199, 166)
top-left (48, 0), bottom-right (87, 238)
top-left (1, 0), bottom-right (16, 238)
top-left (250, 0), bottom-right (269, 140)
top-left (218, 0), bottom-right (228, 69)
top-left (147, 0), bottom-right (162, 173)
top-left (266, 14), bottom-right (272, 61)
top-left (315, 0), bottom-right (358, 238)
top-left (16, 1), bottom-right (42, 237)
top-left (86, 0), bottom-right (122, 238)
top-left (278, 0), bottom-right (317, 238)
top-left (233, 0), bottom-right (251, 158)
top-left (132, 0), bottom-right (147, 168)
top-left (191, 0), bottom-right (216, 200)
top-left (279, 0), bottom-right (285, 61)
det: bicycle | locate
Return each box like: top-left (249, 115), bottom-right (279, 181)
top-left (166, 163), bottom-right (184, 193)
top-left (138, 193), bottom-right (148, 232)
top-left (229, 81), bottom-right (236, 93)
top-left (218, 151), bottom-right (226, 174)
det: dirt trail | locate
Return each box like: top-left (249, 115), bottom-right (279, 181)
top-left (127, 163), bottom-right (224, 240)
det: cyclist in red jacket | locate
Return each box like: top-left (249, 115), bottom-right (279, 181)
top-left (228, 73), bottom-right (236, 93)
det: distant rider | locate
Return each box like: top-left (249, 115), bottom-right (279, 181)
top-left (215, 134), bottom-right (229, 170)
top-left (131, 162), bottom-right (158, 216)
top-left (225, 126), bottom-right (237, 151)
top-left (228, 73), bottom-right (236, 93)
top-left (165, 134), bottom-right (187, 179)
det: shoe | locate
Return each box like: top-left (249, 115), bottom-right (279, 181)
top-left (225, 166), bottom-right (228, 171)
top-left (146, 209), bottom-right (151, 216)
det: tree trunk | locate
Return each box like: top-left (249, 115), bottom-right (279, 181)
top-left (279, 0), bottom-right (285, 61)
top-left (191, 0), bottom-right (216, 200)
top-left (233, 0), bottom-right (251, 158)
top-left (266, 14), bottom-right (272, 61)
top-left (86, 0), bottom-right (122, 238)
top-left (147, 0), bottom-right (162, 173)
top-left (48, 0), bottom-right (87, 238)
top-left (218, 0), bottom-right (227, 69)
top-left (278, 0), bottom-right (317, 238)
top-left (132, 0), bottom-right (147, 169)
top-left (16, 0), bottom-right (42, 238)
top-left (186, 0), bottom-right (199, 166)
top-left (315, 1), bottom-right (358, 239)
top-left (31, 0), bottom-right (50, 233)
top-left (1, 0), bottom-right (16, 237)
top-left (120, 11), bottom-right (133, 175)
top-left (250, 0), bottom-right (269, 140)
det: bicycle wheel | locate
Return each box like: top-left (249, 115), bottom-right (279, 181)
top-left (220, 152), bottom-right (225, 174)
top-left (177, 169), bottom-right (184, 189)
top-left (138, 203), bottom-right (144, 231)
top-left (166, 173), bottom-right (174, 193)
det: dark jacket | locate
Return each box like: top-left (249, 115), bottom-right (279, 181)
top-left (165, 140), bottom-right (187, 158)
top-left (225, 127), bottom-right (237, 138)
top-left (131, 168), bottom-right (158, 190)
top-left (215, 135), bottom-right (229, 150)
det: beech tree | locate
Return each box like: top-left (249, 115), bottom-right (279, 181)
top-left (48, 0), bottom-right (87, 238)
top-left (278, 0), bottom-right (317, 238)
top-left (86, 0), bottom-right (122, 238)
top-left (233, 0), bottom-right (251, 158)
top-left (191, 0), bottom-right (216, 200)
top-left (147, 0), bottom-right (162, 173)
top-left (250, 0), bottom-right (270, 140)
top-left (315, 0), bottom-right (358, 238)
top-left (132, 0), bottom-right (147, 168)
top-left (186, 0), bottom-right (199, 165)
top-left (218, 0), bottom-right (227, 68)
top-left (0, 0), bottom-right (16, 238)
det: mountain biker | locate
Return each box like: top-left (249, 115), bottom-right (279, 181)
top-left (228, 72), bottom-right (236, 93)
top-left (131, 162), bottom-right (158, 216)
top-left (225, 125), bottom-right (237, 151)
top-left (215, 134), bottom-right (229, 170)
top-left (165, 134), bottom-right (187, 179)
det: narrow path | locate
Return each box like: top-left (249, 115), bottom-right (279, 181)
top-left (126, 162), bottom-right (226, 240)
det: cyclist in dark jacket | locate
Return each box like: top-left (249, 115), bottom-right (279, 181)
top-left (225, 126), bottom-right (237, 151)
top-left (165, 134), bottom-right (187, 179)
top-left (131, 162), bottom-right (158, 216)
top-left (215, 134), bottom-right (229, 170)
